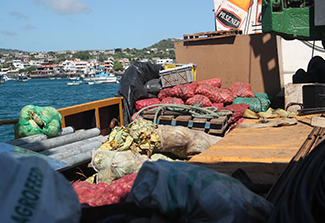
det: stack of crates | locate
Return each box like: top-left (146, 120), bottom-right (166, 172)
top-left (159, 63), bottom-right (197, 88)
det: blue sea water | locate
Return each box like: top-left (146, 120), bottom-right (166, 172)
top-left (0, 78), bottom-right (120, 142)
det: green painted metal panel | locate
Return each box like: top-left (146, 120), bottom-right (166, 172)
top-left (262, 0), bottom-right (325, 41)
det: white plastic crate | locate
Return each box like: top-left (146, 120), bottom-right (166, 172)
top-left (159, 64), bottom-right (195, 88)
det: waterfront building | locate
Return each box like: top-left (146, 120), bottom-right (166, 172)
top-left (60, 59), bottom-right (89, 75)
top-left (30, 64), bottom-right (59, 78)
top-left (74, 59), bottom-right (88, 74)
top-left (102, 57), bottom-right (114, 71)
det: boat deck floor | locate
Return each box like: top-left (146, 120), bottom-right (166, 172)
top-left (188, 115), bottom-right (314, 186)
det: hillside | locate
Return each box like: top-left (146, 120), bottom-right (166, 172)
top-left (0, 48), bottom-right (21, 53)
top-left (147, 38), bottom-right (182, 50)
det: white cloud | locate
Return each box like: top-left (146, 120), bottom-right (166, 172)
top-left (23, 24), bottom-right (37, 30)
top-left (1, 31), bottom-right (17, 36)
top-left (11, 12), bottom-right (28, 20)
top-left (35, 0), bottom-right (92, 15)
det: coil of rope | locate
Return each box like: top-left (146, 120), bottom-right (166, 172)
top-left (133, 104), bottom-right (232, 124)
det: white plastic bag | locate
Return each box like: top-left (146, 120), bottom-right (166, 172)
top-left (127, 160), bottom-right (274, 223)
top-left (92, 149), bottom-right (149, 184)
top-left (0, 152), bottom-right (81, 223)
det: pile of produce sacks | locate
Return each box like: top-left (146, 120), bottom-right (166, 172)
top-left (134, 78), bottom-right (272, 124)
top-left (72, 119), bottom-right (220, 207)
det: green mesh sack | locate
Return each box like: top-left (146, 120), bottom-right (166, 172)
top-left (232, 93), bottom-right (271, 113)
top-left (15, 105), bottom-right (62, 137)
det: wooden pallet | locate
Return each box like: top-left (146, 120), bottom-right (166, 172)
top-left (183, 30), bottom-right (242, 42)
top-left (142, 110), bottom-right (233, 136)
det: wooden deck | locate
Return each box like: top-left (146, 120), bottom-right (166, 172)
top-left (189, 115), bottom-right (315, 186)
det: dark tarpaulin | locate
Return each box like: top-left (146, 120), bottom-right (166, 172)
top-left (116, 62), bottom-right (163, 125)
top-left (293, 56), bottom-right (325, 83)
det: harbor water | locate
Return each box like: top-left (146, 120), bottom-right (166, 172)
top-left (0, 78), bottom-right (120, 142)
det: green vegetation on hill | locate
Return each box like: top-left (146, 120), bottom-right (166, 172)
top-left (148, 38), bottom-right (182, 50)
top-left (0, 48), bottom-right (21, 53)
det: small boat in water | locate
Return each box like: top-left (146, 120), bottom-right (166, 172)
top-left (68, 74), bottom-right (79, 80)
top-left (84, 67), bottom-right (117, 84)
top-left (67, 80), bottom-right (82, 86)
top-left (16, 74), bottom-right (30, 82)
top-left (0, 75), bottom-right (4, 84)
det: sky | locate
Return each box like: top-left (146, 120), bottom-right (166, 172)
top-left (0, 0), bottom-right (216, 52)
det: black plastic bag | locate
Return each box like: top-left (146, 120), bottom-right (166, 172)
top-left (116, 62), bottom-right (163, 125)
top-left (293, 56), bottom-right (325, 83)
top-left (144, 78), bottom-right (162, 94)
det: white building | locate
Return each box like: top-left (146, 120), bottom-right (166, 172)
top-left (156, 58), bottom-right (174, 65)
top-left (61, 60), bottom-right (76, 73)
top-left (74, 59), bottom-right (88, 74)
top-left (102, 57), bottom-right (115, 70)
top-left (12, 60), bottom-right (25, 70)
top-left (29, 60), bottom-right (43, 67)
top-left (60, 59), bottom-right (91, 74)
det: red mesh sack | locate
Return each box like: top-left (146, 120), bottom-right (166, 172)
top-left (161, 97), bottom-right (184, 105)
top-left (216, 88), bottom-right (234, 104)
top-left (72, 173), bottom-right (138, 207)
top-left (211, 103), bottom-right (224, 111)
top-left (195, 84), bottom-right (233, 104)
top-left (220, 88), bottom-right (235, 98)
top-left (198, 78), bottom-right (222, 88)
top-left (170, 81), bottom-right (198, 100)
top-left (230, 82), bottom-right (255, 98)
top-left (224, 103), bottom-right (250, 124)
top-left (158, 88), bottom-right (172, 101)
top-left (135, 98), bottom-right (160, 111)
top-left (186, 95), bottom-right (212, 107)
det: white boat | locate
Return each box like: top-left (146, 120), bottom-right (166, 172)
top-left (16, 74), bottom-right (30, 82)
top-left (3, 75), bottom-right (9, 81)
top-left (67, 80), bottom-right (82, 86)
top-left (67, 74), bottom-right (79, 80)
top-left (84, 67), bottom-right (117, 84)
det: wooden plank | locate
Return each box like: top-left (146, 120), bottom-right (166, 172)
top-left (158, 115), bottom-right (174, 121)
top-left (183, 30), bottom-right (242, 39)
top-left (175, 115), bottom-right (192, 122)
top-left (189, 116), bottom-right (314, 164)
top-left (192, 118), bottom-right (207, 130)
top-left (157, 115), bottom-right (174, 125)
top-left (183, 30), bottom-right (242, 42)
top-left (0, 118), bottom-right (19, 126)
top-left (208, 128), bottom-right (224, 135)
top-left (142, 114), bottom-right (155, 120)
